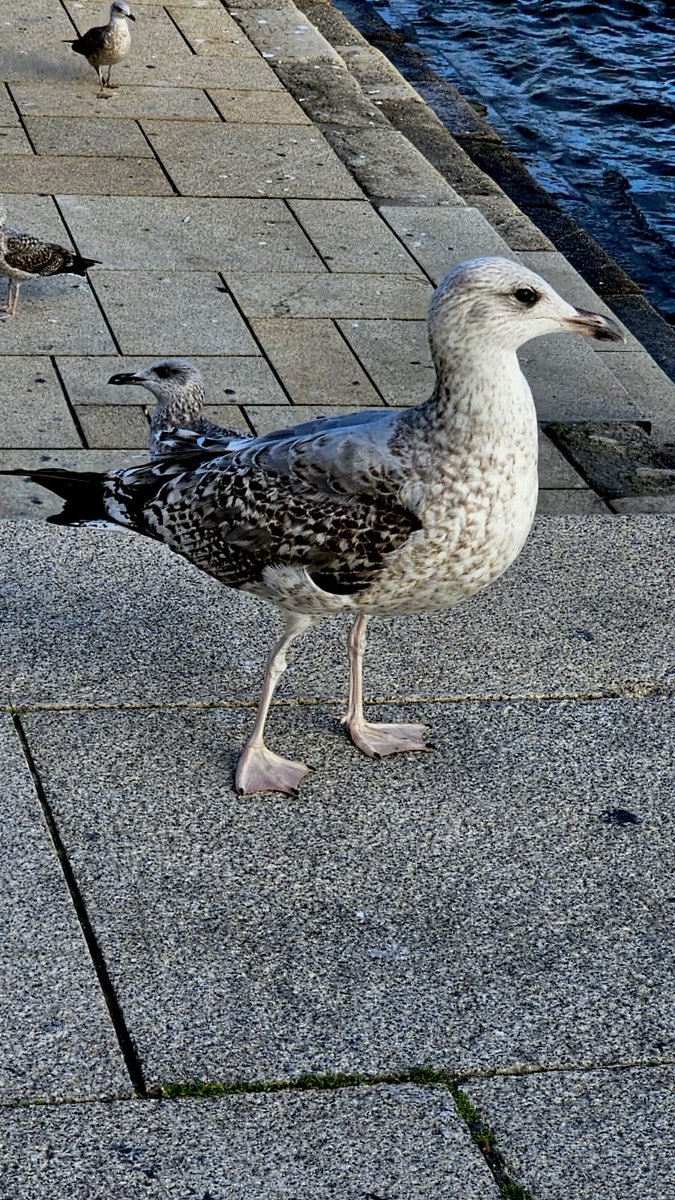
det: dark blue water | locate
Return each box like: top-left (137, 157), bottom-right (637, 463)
top-left (368, 0), bottom-right (675, 317)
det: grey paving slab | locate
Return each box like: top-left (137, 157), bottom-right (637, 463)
top-left (0, 83), bottom-right (20, 125)
top-left (57, 195), bottom-right (324, 271)
top-left (465, 192), bottom-right (555, 251)
top-left (0, 517), bottom-right (671, 708)
top-left (536, 489), bottom-right (609, 513)
top-left (76, 404), bottom-right (150, 448)
top-left (228, 271), bottom-right (430, 319)
top-left (251, 317), bottom-right (383, 404)
top-left (207, 86), bottom-right (311, 123)
top-left (244, 402), bottom-right (355, 434)
top-left (141, 120), bottom-right (363, 197)
top-left (324, 127), bottom-right (464, 204)
top-left (202, 403), bottom-right (252, 431)
top-left (0, 126), bottom-right (33, 153)
top-left (0, 277), bottom-right (115, 355)
top-left (91, 271), bottom-right (259, 355)
top-left (0, 193), bottom-right (72, 243)
top-left (24, 115), bottom-right (153, 158)
top-left (337, 317), bottom-right (434, 405)
top-left (0, 1087), bottom-right (497, 1200)
top-left (465, 1067), bottom-right (675, 1200)
top-left (606, 350), bottom-right (675, 438)
top-left (57, 354), bottom-right (288, 408)
top-left (0, 450), bottom-right (147, 519)
top-left (611, 494), bottom-right (675, 513)
top-left (380, 203), bottom-right (516, 284)
top-left (289, 198), bottom-right (422, 272)
top-left (237, 5), bottom-right (342, 64)
top-left (0, 358), bottom-right (80, 449)
top-left (0, 715), bottom-right (127, 1102)
top-left (0, 154), bottom-right (172, 195)
top-left (538, 431), bottom-right (588, 488)
top-left (105, 55), bottom-right (284, 90)
top-left (20, 694), bottom-right (675, 1083)
top-left (11, 82), bottom-right (220, 121)
top-left (167, 5), bottom-right (260, 56)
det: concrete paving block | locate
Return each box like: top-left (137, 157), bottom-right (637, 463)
top-left (0, 517), bottom-right (671, 708)
top-left (0, 358), bottom-right (81, 449)
top-left (108, 55), bottom-right (284, 89)
top-left (207, 87), bottom-right (311, 123)
top-left (521, 252), bottom-right (636, 351)
top-left (465, 192), bottom-right (554, 251)
top-left (605, 351), bottom-right (675, 439)
top-left (141, 120), bottom-right (362, 198)
top-left (537, 431), bottom-right (588, 488)
top-left (237, 5), bottom-right (342, 62)
top-left (0, 715), bottom-right (127, 1102)
top-left (275, 58), bottom-right (390, 130)
top-left (201, 403), bottom-right (252, 432)
top-left (0, 126), bottom-right (34, 153)
top-left (0, 83), bottom-right (20, 125)
top-left (228, 271), bottom-right (430, 319)
top-left (0, 154), bottom-right (172, 196)
top-left (251, 317), bottom-right (383, 405)
top-left (57, 195), bottom-right (323, 271)
top-left (519, 338), bottom-right (645, 422)
top-left (65, 0), bottom-right (194, 64)
top-left (611, 494), bottom-right (675, 513)
top-left (0, 193), bottom-right (72, 244)
top-left (465, 1067), bottom-right (675, 1200)
top-left (11, 82), bottom-right (219, 122)
top-left (91, 271), bottom-right (260, 355)
top-left (76, 404), bottom-right (150, 449)
top-left (289, 199), bottom-right (422, 273)
top-left (380, 204), bottom-right (513, 284)
top-left (24, 115), bottom-right (153, 158)
top-left (167, 5), bottom-right (259, 56)
top-left (56, 354), bottom-right (288, 408)
top-left (0, 1087), bottom-right (498, 1199)
top-left (536, 489), bottom-right (608, 514)
top-left (324, 127), bottom-right (464, 204)
top-left (0, 280), bottom-right (115, 355)
top-left (19, 694), bottom-right (675, 1083)
top-left (0, 449), bottom-right (148, 519)
top-left (337, 317), bottom-right (433, 405)
top-left (244, 402), bottom-right (356, 434)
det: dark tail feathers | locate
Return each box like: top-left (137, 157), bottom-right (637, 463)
top-left (1, 468), bottom-right (108, 526)
top-left (68, 254), bottom-right (101, 276)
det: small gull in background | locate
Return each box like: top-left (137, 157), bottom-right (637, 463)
top-left (0, 202), bottom-right (100, 320)
top-left (2, 259), bottom-right (624, 795)
top-left (65, 0), bottom-right (135, 98)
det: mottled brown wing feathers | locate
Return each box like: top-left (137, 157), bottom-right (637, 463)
top-left (70, 26), bottom-right (107, 57)
top-left (5, 232), bottom-right (75, 277)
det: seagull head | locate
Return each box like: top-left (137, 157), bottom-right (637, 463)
top-left (107, 358), bottom-right (204, 403)
top-left (110, 1), bottom-right (135, 20)
top-left (428, 257), bottom-right (625, 357)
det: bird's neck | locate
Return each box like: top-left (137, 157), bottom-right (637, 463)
top-left (417, 343), bottom-right (534, 441)
top-left (151, 385), bottom-right (205, 432)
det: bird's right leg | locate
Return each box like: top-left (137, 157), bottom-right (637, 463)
top-left (0, 280), bottom-right (18, 320)
top-left (235, 611), bottom-right (316, 797)
top-left (96, 66), bottom-right (111, 98)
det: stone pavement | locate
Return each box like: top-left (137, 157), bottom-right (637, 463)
top-left (1, 1), bottom-right (674, 1197)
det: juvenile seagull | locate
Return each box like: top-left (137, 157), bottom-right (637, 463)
top-left (66, 1), bottom-right (136, 97)
top-left (0, 204), bottom-right (100, 320)
top-left (3, 259), bottom-right (623, 796)
top-left (107, 359), bottom-right (244, 458)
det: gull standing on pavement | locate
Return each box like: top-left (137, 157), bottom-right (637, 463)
top-left (66, 1), bottom-right (136, 97)
top-left (0, 202), bottom-right (100, 320)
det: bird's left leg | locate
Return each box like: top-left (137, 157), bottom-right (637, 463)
top-left (235, 611), bottom-right (316, 797)
top-left (341, 613), bottom-right (432, 757)
top-left (105, 66), bottom-right (119, 88)
top-left (0, 280), bottom-right (19, 320)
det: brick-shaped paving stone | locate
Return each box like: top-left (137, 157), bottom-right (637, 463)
top-left (76, 404), bottom-right (150, 449)
top-left (380, 204), bottom-right (513, 283)
top-left (167, 5), bottom-right (260, 56)
top-left (24, 115), bottom-right (153, 157)
top-left (289, 199), bottom-right (423, 273)
top-left (252, 317), bottom-right (382, 405)
top-left (228, 272), bottom-right (430, 318)
top-left (11, 82), bottom-right (219, 121)
top-left (0, 358), bottom-right (81, 448)
top-left (0, 279), bottom-right (115, 356)
top-left (0, 154), bottom-right (172, 195)
top-left (208, 87), bottom-right (311, 124)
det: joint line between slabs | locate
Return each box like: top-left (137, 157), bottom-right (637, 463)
top-left (217, 269), bottom-right (297, 408)
top-left (11, 714), bottom-right (148, 1099)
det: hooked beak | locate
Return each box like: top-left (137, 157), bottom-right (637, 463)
top-left (564, 307), bottom-right (626, 343)
top-left (127, 12), bottom-right (136, 19)
top-left (107, 371), bottom-right (144, 386)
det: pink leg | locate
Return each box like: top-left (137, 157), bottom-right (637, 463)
top-left (0, 280), bottom-right (17, 320)
top-left (235, 612), bottom-right (315, 797)
top-left (341, 614), bottom-right (432, 758)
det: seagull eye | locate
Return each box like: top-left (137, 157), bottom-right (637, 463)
top-left (154, 365), bottom-right (173, 379)
top-left (514, 287), bottom-right (539, 307)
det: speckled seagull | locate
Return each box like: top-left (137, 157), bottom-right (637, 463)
top-left (107, 359), bottom-right (243, 457)
top-left (66, 1), bottom-right (135, 97)
top-left (3, 259), bottom-right (623, 796)
top-left (0, 203), bottom-right (100, 320)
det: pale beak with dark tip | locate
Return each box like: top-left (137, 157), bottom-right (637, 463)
top-left (565, 308), bottom-right (626, 343)
top-left (108, 371), bottom-right (143, 386)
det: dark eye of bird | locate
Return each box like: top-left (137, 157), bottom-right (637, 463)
top-left (154, 365), bottom-right (173, 379)
top-left (514, 287), bottom-right (539, 307)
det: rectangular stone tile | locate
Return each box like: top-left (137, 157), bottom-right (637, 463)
top-left (0, 449), bottom-right (148, 519)
top-left (57, 195), bottom-right (324, 271)
top-left (0, 517), bottom-right (670, 707)
top-left (167, 6), bottom-right (259, 56)
top-left (380, 204), bottom-right (513, 284)
top-left (0, 358), bottom-right (81, 449)
top-left (57, 354), bottom-right (288, 408)
top-left (536, 489), bottom-right (609, 514)
top-left (141, 120), bottom-right (362, 197)
top-left (465, 192), bottom-right (554, 251)
top-left (611, 494), bottom-right (675, 513)
top-left (0, 1087), bottom-right (497, 1199)
top-left (0, 82), bottom-right (20, 125)
top-left (324, 127), bottom-right (464, 204)
top-left (0, 716), bottom-right (127, 1102)
top-left (208, 87), bottom-right (311, 123)
top-left (465, 1067), bottom-right (675, 1200)
top-left (105, 56), bottom-right (283, 89)
top-left (228, 272), bottom-right (431, 319)
top-left (11, 82), bottom-right (219, 121)
top-left (605, 351), bottom-right (675, 439)
top-left (0, 154), bottom-right (172, 195)
top-left (201, 404), bottom-right (251, 432)
top-left (91, 271), bottom-right (259, 355)
top-left (0, 125), bottom-right (34, 153)
top-left (289, 199), bottom-right (423, 273)
top-left (237, 5), bottom-right (341, 63)
top-left (64, 0), bottom-right (193, 63)
top-left (0, 280), bottom-right (115, 355)
top-left (519, 338), bottom-right (645, 422)
top-left (252, 318), bottom-right (382, 405)
top-left (538, 431), bottom-right (588, 488)
top-left (76, 405), bottom-right (150, 449)
top-left (0, 193), bottom-right (71, 242)
top-left (521, 251), bottom-right (635, 351)
top-left (24, 116), bottom-right (153, 158)
top-left (337, 318), bottom-right (433, 405)
top-left (20, 695), bottom-right (675, 1082)
top-left (244, 403), bottom-right (356, 435)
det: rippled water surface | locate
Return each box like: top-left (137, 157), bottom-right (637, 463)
top-left (368, 0), bottom-right (675, 316)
